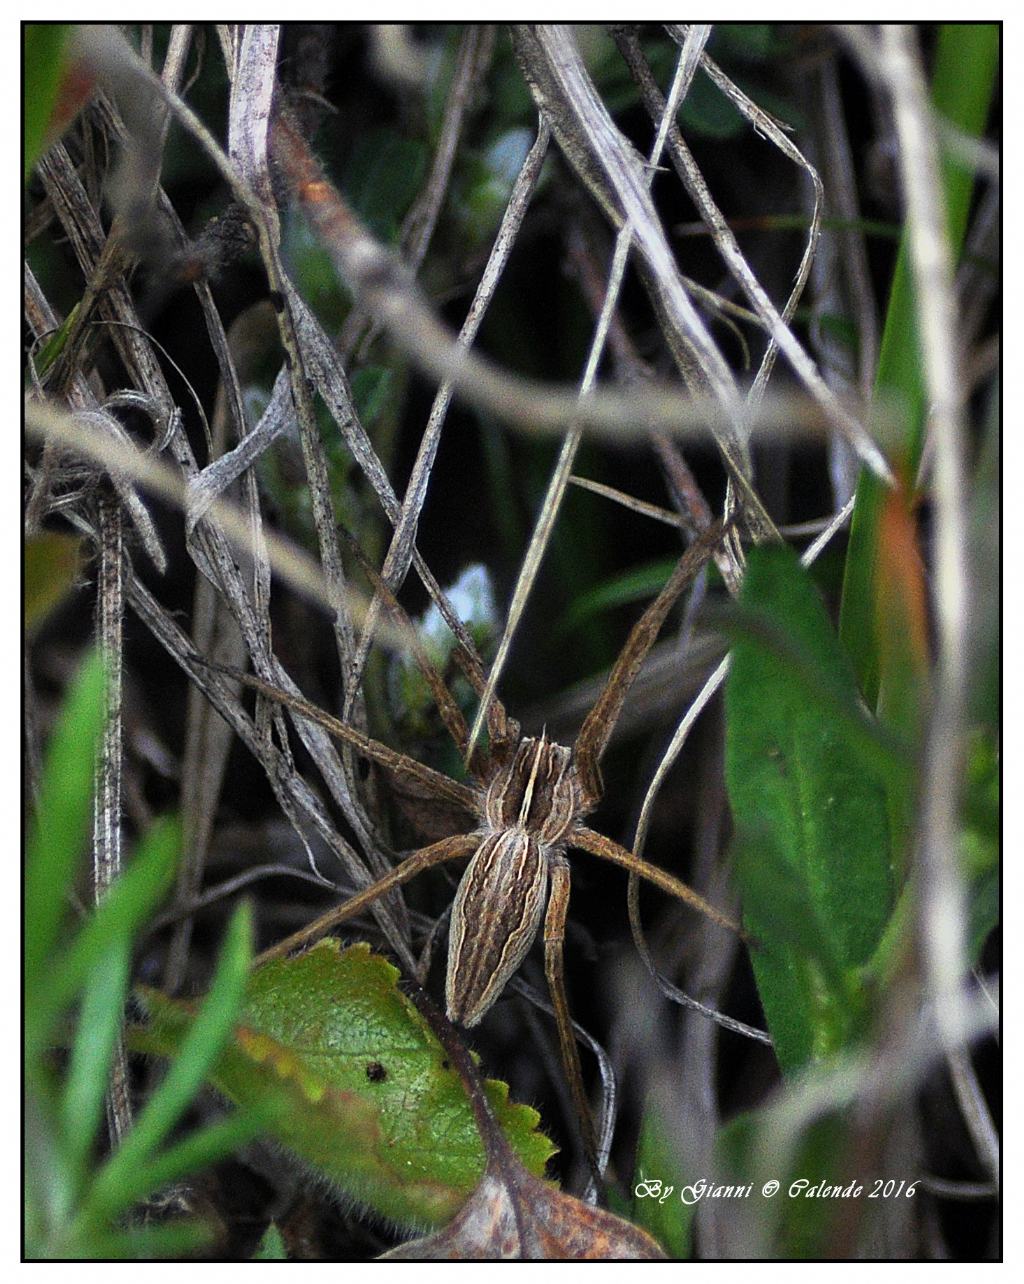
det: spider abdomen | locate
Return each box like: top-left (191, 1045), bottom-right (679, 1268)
top-left (445, 827), bottom-right (550, 1027)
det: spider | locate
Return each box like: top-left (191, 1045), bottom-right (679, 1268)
top-left (217, 516), bottom-right (742, 1170)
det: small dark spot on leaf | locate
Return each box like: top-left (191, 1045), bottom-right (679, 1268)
top-left (440, 1059), bottom-right (450, 1071)
top-left (366, 1061), bottom-right (387, 1083)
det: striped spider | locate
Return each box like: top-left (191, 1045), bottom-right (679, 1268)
top-left (220, 517), bottom-right (742, 1172)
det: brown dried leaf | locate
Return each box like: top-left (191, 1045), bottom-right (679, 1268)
top-left (383, 1158), bottom-right (665, 1260)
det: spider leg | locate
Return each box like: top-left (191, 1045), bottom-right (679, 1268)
top-left (572, 825), bottom-right (743, 939)
top-left (415, 902), bottom-right (453, 984)
top-left (573, 518), bottom-right (731, 806)
top-left (340, 528), bottom-right (520, 774)
top-left (255, 831), bottom-right (480, 966)
top-left (544, 854), bottom-right (601, 1187)
top-left (341, 530), bottom-right (474, 757)
top-left (195, 660), bottom-right (481, 815)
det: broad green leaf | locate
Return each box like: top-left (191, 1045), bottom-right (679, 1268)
top-left (630, 1104), bottom-right (695, 1258)
top-left (732, 825), bottom-right (861, 1072)
top-left (725, 546), bottom-right (895, 1072)
top-left (25, 650), bottom-right (106, 987)
top-left (134, 940), bottom-right (555, 1230)
top-left (25, 531), bottom-right (82, 635)
top-left (716, 1109), bottom-right (849, 1257)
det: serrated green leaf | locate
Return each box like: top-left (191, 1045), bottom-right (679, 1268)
top-left (725, 546), bottom-right (896, 1072)
top-left (135, 940), bottom-right (556, 1230)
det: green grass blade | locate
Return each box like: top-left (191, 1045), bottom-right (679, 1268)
top-left (59, 935), bottom-right (132, 1202)
top-left (86, 902), bottom-right (253, 1219)
top-left (23, 24), bottom-right (71, 180)
top-left (89, 1107), bottom-right (274, 1229)
top-left (839, 23), bottom-right (999, 701)
top-left (253, 1222), bottom-right (288, 1260)
top-left (25, 650), bottom-right (105, 987)
top-left (69, 1219), bottom-right (215, 1261)
top-left (28, 817), bottom-right (180, 1050)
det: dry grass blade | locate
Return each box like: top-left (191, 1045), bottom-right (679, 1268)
top-left (466, 31), bottom-right (712, 763)
top-left (346, 121), bottom-right (551, 720)
top-left (341, 24), bottom-right (494, 361)
top-left (870, 25), bottom-right (973, 1055)
top-left (74, 29), bottom-right (863, 465)
top-left (93, 486), bottom-right (133, 1143)
top-left (509, 24), bottom-right (783, 542)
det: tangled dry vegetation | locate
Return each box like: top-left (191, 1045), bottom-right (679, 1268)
top-left (25, 23), bottom-right (998, 1260)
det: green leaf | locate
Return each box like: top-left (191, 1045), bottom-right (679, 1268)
top-left (711, 23), bottom-right (781, 60)
top-left (28, 817), bottom-right (180, 1052)
top-left (253, 1222), bottom-right (288, 1260)
top-left (344, 129), bottom-right (428, 244)
top-left (349, 365), bottom-right (394, 429)
top-left (30, 300), bottom-right (81, 382)
top-left (840, 23), bottom-right (999, 702)
top-left (725, 546), bottom-right (896, 1072)
top-left (24, 24), bottom-right (71, 180)
top-left (678, 72), bottom-right (746, 140)
top-left (716, 1109), bottom-right (849, 1257)
top-left (87, 903), bottom-right (254, 1220)
top-left (961, 731), bottom-right (999, 962)
top-left (97, 1106), bottom-right (274, 1227)
top-left (70, 1219), bottom-right (214, 1261)
top-left (25, 650), bottom-right (106, 988)
top-left (630, 1104), bottom-right (694, 1258)
top-left (134, 940), bottom-right (555, 1230)
top-left (557, 557), bottom-right (678, 636)
top-left (59, 936), bottom-right (132, 1201)
top-left (25, 530), bottom-right (82, 635)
